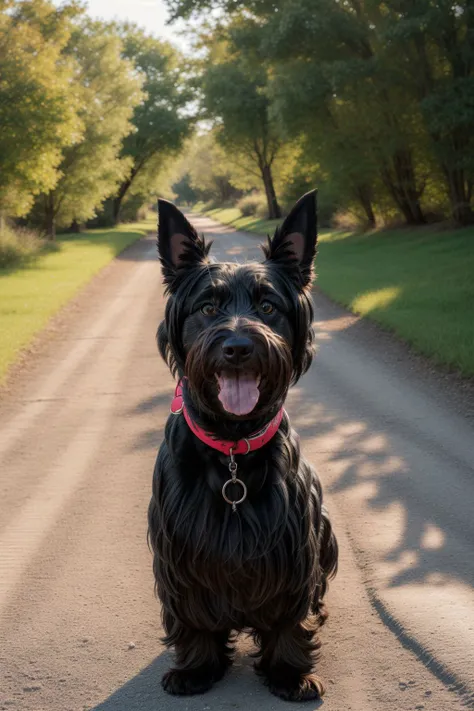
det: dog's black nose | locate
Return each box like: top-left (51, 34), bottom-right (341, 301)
top-left (222, 336), bottom-right (254, 364)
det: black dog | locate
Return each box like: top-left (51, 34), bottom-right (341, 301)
top-left (148, 191), bottom-right (338, 702)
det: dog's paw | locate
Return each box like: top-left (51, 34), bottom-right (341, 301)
top-left (264, 671), bottom-right (325, 702)
top-left (161, 666), bottom-right (220, 696)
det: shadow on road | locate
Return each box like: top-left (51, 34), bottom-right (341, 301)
top-left (91, 654), bottom-right (166, 711)
top-left (125, 391), bottom-right (170, 451)
top-left (129, 392), bottom-right (170, 415)
top-left (91, 651), bottom-right (324, 711)
top-left (286, 306), bottom-right (474, 595)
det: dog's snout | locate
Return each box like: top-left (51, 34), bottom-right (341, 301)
top-left (222, 336), bottom-right (254, 364)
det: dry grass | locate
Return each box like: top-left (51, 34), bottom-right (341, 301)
top-left (0, 224), bottom-right (50, 268)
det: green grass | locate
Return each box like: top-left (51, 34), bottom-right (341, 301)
top-left (0, 220), bottom-right (153, 384)
top-left (201, 206), bottom-right (474, 378)
top-left (316, 227), bottom-right (474, 376)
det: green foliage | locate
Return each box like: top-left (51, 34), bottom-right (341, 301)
top-left (30, 19), bottom-right (144, 236)
top-left (2, 0), bottom-right (473, 231)
top-left (203, 61), bottom-right (270, 148)
top-left (236, 193), bottom-right (267, 217)
top-left (388, 0), bottom-right (474, 224)
top-left (112, 25), bottom-right (192, 221)
top-left (0, 0), bottom-right (81, 217)
top-left (117, 194), bottom-right (150, 223)
top-left (168, 0), bottom-right (474, 226)
top-left (0, 8), bottom-right (192, 233)
top-left (174, 132), bottom-right (245, 205)
top-left (199, 26), bottom-right (283, 218)
top-left (172, 173), bottom-right (199, 205)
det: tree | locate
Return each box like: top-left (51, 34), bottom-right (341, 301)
top-left (200, 30), bottom-right (282, 219)
top-left (257, 0), bottom-right (430, 225)
top-left (34, 20), bottom-right (143, 237)
top-left (175, 131), bottom-right (247, 204)
top-left (111, 25), bottom-right (191, 224)
top-left (383, 0), bottom-right (474, 225)
top-left (168, 0), bottom-right (474, 227)
top-left (172, 173), bottom-right (199, 205)
top-left (266, 54), bottom-right (379, 226)
top-left (0, 0), bottom-right (81, 222)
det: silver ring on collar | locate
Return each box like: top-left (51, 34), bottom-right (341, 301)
top-left (222, 477), bottom-right (247, 506)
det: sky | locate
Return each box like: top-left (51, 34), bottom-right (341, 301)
top-left (58, 0), bottom-right (190, 49)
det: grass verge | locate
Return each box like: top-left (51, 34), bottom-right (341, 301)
top-left (201, 207), bottom-right (474, 378)
top-left (0, 220), bottom-right (153, 384)
top-left (316, 227), bottom-right (474, 376)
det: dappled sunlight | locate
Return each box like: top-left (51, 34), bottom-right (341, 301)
top-left (421, 522), bottom-right (445, 550)
top-left (351, 286), bottom-right (402, 315)
top-left (285, 381), bottom-right (474, 605)
top-left (359, 434), bottom-right (396, 455)
top-left (313, 313), bottom-right (361, 333)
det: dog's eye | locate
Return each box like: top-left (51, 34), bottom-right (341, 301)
top-left (201, 303), bottom-right (217, 316)
top-left (259, 301), bottom-right (274, 315)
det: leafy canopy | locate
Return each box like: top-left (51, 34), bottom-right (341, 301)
top-left (41, 19), bottom-right (144, 227)
top-left (0, 0), bottom-right (82, 216)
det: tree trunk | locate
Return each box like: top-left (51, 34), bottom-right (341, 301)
top-left (261, 164), bottom-right (281, 220)
top-left (44, 193), bottom-right (56, 240)
top-left (413, 35), bottom-right (473, 226)
top-left (113, 177), bottom-right (133, 225)
top-left (381, 149), bottom-right (426, 225)
top-left (113, 195), bottom-right (123, 226)
top-left (355, 185), bottom-right (376, 228)
top-left (71, 219), bottom-right (81, 233)
top-left (443, 166), bottom-right (474, 226)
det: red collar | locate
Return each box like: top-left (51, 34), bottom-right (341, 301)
top-left (170, 379), bottom-right (284, 456)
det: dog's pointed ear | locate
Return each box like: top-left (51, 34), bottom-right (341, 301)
top-left (264, 190), bottom-right (317, 288)
top-left (157, 199), bottom-right (210, 286)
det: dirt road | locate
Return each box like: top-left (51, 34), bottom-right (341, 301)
top-left (1, 214), bottom-right (473, 711)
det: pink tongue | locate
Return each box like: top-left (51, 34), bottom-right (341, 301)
top-left (217, 373), bottom-right (260, 416)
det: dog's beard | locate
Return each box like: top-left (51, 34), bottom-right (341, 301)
top-left (184, 324), bottom-right (293, 419)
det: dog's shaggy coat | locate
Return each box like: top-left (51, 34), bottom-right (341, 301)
top-left (148, 192), bottom-right (338, 701)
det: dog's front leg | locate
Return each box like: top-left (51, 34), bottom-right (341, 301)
top-left (254, 622), bottom-right (325, 701)
top-left (161, 612), bottom-right (233, 696)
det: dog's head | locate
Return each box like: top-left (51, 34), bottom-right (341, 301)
top-left (157, 192), bottom-right (317, 421)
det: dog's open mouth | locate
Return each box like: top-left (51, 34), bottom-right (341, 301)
top-left (216, 371), bottom-right (260, 416)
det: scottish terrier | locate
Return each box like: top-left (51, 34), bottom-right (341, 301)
top-left (148, 191), bottom-right (338, 701)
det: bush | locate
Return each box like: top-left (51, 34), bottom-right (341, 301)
top-left (0, 224), bottom-right (46, 268)
top-left (237, 193), bottom-right (267, 217)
